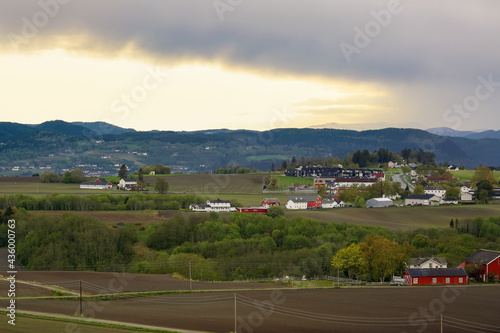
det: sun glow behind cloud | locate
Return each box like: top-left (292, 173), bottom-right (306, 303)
top-left (0, 49), bottom-right (392, 131)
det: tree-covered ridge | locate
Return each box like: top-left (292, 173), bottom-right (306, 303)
top-left (3, 121), bottom-right (500, 174)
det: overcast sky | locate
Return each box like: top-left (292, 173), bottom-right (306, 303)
top-left (1, 0), bottom-right (499, 131)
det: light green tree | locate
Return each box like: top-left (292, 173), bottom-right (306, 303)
top-left (331, 243), bottom-right (365, 279)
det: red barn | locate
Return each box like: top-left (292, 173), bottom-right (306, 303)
top-left (307, 196), bottom-right (323, 209)
top-left (404, 268), bottom-right (468, 286)
top-left (237, 207), bottom-right (268, 213)
top-left (458, 249), bottom-right (500, 282)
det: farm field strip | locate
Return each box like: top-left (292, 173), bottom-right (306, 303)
top-left (1, 286), bottom-right (499, 333)
top-left (0, 311), bottom-right (186, 333)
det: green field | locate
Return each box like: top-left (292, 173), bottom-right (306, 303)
top-left (277, 176), bottom-right (313, 187)
top-left (245, 154), bottom-right (289, 161)
top-left (450, 170), bottom-right (500, 181)
top-left (0, 314), bottom-right (170, 333)
top-left (0, 174), bottom-right (272, 195)
top-left (0, 182), bottom-right (114, 195)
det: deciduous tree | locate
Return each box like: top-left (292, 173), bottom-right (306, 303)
top-left (154, 178), bottom-right (169, 194)
top-left (331, 243), bottom-right (364, 279)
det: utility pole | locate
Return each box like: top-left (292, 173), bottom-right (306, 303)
top-left (79, 280), bottom-right (83, 316)
top-left (337, 261), bottom-right (340, 287)
top-left (234, 293), bottom-right (237, 333)
top-left (189, 260), bottom-right (192, 292)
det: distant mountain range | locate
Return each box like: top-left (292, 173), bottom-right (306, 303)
top-left (425, 127), bottom-right (500, 140)
top-left (0, 121), bottom-right (499, 175)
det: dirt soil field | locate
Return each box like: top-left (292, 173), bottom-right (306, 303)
top-left (4, 271), bottom-right (288, 295)
top-left (1, 284), bottom-right (499, 332)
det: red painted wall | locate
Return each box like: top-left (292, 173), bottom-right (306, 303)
top-left (307, 198), bottom-right (322, 208)
top-left (404, 272), bottom-right (468, 286)
top-left (485, 258), bottom-right (500, 279)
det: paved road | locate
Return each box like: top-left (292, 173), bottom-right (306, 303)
top-left (392, 173), bottom-right (415, 192)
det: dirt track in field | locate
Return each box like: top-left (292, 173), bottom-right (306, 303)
top-left (2, 271), bottom-right (288, 295)
top-left (1, 275), bottom-right (499, 333)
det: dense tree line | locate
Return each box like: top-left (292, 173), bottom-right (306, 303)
top-left (2, 208), bottom-right (498, 281)
top-left (214, 165), bottom-right (251, 174)
top-left (0, 193), bottom-right (206, 211)
top-left (0, 213), bottom-right (136, 271)
top-left (138, 213), bottom-right (499, 281)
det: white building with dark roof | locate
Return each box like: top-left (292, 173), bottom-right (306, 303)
top-left (424, 186), bottom-right (446, 198)
top-left (410, 257), bottom-right (448, 269)
top-left (119, 178), bottom-right (137, 190)
top-left (190, 199), bottom-right (237, 212)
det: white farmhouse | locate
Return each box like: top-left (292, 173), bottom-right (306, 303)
top-left (189, 199), bottom-right (237, 212)
top-left (424, 186), bottom-right (446, 198)
top-left (410, 257), bottom-right (448, 269)
top-left (119, 178), bottom-right (137, 190)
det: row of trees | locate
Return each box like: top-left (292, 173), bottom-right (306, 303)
top-left (214, 165), bottom-right (251, 174)
top-left (0, 193), bottom-right (205, 211)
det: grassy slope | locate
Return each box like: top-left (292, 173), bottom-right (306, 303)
top-left (0, 314), bottom-right (168, 333)
top-left (450, 170), bottom-right (500, 182)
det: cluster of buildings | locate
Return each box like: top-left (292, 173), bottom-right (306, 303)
top-left (403, 184), bottom-right (486, 206)
top-left (403, 249), bottom-right (500, 285)
top-left (286, 166), bottom-right (385, 190)
top-left (189, 199), bottom-right (238, 212)
top-left (190, 196), bottom-right (346, 213)
top-left (79, 178), bottom-right (137, 190)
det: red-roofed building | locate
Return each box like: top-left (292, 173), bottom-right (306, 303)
top-left (458, 249), bottom-right (500, 282)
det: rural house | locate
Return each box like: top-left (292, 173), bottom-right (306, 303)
top-left (460, 192), bottom-right (474, 201)
top-left (424, 186), bottom-right (446, 198)
top-left (334, 178), bottom-right (377, 188)
top-left (458, 249), bottom-right (500, 282)
top-left (366, 198), bottom-right (393, 208)
top-left (404, 268), bottom-right (468, 286)
top-left (190, 199), bottom-right (237, 213)
top-left (405, 194), bottom-right (441, 206)
top-left (321, 199), bottom-right (345, 209)
top-left (286, 195), bottom-right (322, 210)
top-left (261, 198), bottom-right (281, 208)
top-left (119, 178), bottom-right (137, 190)
top-left (410, 257), bottom-right (448, 269)
top-left (80, 178), bottom-right (113, 190)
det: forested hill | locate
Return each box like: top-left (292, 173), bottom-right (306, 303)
top-left (0, 121), bottom-right (498, 174)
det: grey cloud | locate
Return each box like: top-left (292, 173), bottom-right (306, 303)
top-left (1, 0), bottom-right (499, 129)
